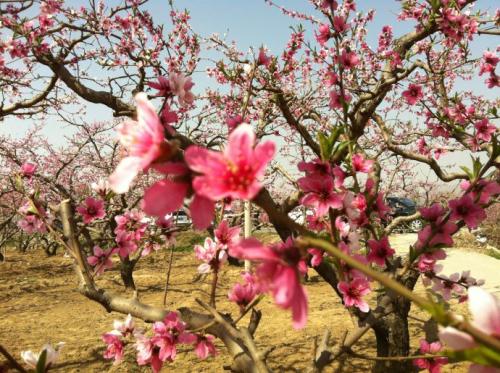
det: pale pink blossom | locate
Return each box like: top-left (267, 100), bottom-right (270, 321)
top-left (338, 278), bottom-right (371, 312)
top-left (17, 215), bottom-right (46, 234)
top-left (439, 287), bottom-right (500, 373)
top-left (185, 124), bottom-right (275, 201)
top-left (169, 72), bottom-right (195, 107)
top-left (76, 197), bottom-right (105, 224)
top-left (21, 343), bottom-right (64, 370)
top-left (109, 93), bottom-right (166, 194)
top-left (113, 314), bottom-right (135, 337)
top-left (102, 331), bottom-right (124, 365)
top-left (194, 237), bottom-right (227, 274)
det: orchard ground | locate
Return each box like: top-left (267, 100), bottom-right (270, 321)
top-left (1, 231), bottom-right (498, 373)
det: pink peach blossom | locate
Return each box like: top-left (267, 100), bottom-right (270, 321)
top-left (351, 154), bottom-right (374, 173)
top-left (87, 246), bottom-right (115, 276)
top-left (439, 287), bottom-right (500, 373)
top-left (448, 194), bottom-right (486, 229)
top-left (298, 175), bottom-right (343, 216)
top-left (169, 72), bottom-right (195, 107)
top-left (194, 335), bottom-right (217, 360)
top-left (185, 124), bottom-right (275, 201)
top-left (109, 93), bottom-right (166, 193)
top-left (76, 197), bottom-right (105, 224)
top-left (228, 272), bottom-right (261, 310)
top-left (402, 84), bottom-right (423, 105)
top-left (20, 162), bottom-right (37, 178)
top-left (229, 237), bottom-right (308, 329)
top-left (413, 339), bottom-right (448, 373)
top-left (338, 278), bottom-right (371, 313)
top-left (367, 236), bottom-right (395, 267)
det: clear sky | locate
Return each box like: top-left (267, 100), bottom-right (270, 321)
top-left (1, 0), bottom-right (497, 148)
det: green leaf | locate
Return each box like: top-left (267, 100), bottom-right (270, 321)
top-left (446, 346), bottom-right (500, 368)
top-left (35, 349), bottom-right (47, 373)
top-left (459, 166), bottom-right (473, 180)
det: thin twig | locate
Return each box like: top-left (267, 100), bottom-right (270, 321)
top-left (163, 244), bottom-right (175, 305)
top-left (0, 344), bottom-right (27, 373)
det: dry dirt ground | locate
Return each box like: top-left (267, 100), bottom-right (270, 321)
top-left (1, 233), bottom-right (495, 373)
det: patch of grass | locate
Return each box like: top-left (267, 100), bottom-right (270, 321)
top-left (486, 248), bottom-right (500, 260)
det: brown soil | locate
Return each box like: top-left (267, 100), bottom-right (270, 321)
top-left (0, 244), bottom-right (469, 373)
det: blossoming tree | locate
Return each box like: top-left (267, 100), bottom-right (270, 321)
top-left (1, 0), bottom-right (499, 372)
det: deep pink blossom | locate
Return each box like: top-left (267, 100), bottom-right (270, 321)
top-left (479, 51), bottom-right (498, 75)
top-left (367, 236), bottom-right (395, 267)
top-left (87, 246), bottom-right (115, 276)
top-left (402, 84), bottom-right (424, 105)
top-left (474, 119), bottom-right (496, 143)
top-left (151, 312), bottom-right (196, 363)
top-left (417, 250), bottom-right (446, 273)
top-left (115, 231), bottom-right (138, 258)
top-left (76, 197), bottom-right (105, 224)
top-left (20, 162), bottom-right (37, 178)
top-left (315, 24), bottom-right (331, 45)
top-left (308, 248), bottom-right (324, 267)
top-left (448, 194), bottom-right (486, 229)
top-left (339, 50), bottom-right (359, 69)
top-left (329, 90), bottom-right (351, 109)
top-left (352, 154), bottom-right (374, 173)
top-left (214, 220), bottom-right (240, 250)
top-left (194, 335), bottom-right (217, 360)
top-left (228, 272), bottom-right (261, 310)
top-left (416, 220), bottom-right (458, 249)
top-left (185, 124), bottom-right (275, 201)
top-left (413, 339), bottom-right (448, 373)
top-left (298, 175), bottom-right (343, 216)
top-left (338, 278), bottom-right (371, 312)
top-left (148, 76), bottom-right (171, 97)
top-left (258, 48), bottom-right (271, 67)
top-left (333, 16), bottom-right (349, 33)
top-left (229, 238), bottom-right (308, 329)
top-left (109, 93), bottom-right (166, 193)
top-left (142, 162), bottom-right (216, 230)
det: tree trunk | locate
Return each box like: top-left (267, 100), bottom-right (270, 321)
top-left (120, 256), bottom-right (136, 290)
top-left (371, 271), bottom-right (420, 373)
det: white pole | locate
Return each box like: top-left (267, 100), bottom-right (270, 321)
top-left (244, 200), bottom-right (252, 272)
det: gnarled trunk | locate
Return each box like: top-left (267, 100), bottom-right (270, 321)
top-left (120, 256), bottom-right (136, 290)
top-left (371, 270), bottom-right (420, 373)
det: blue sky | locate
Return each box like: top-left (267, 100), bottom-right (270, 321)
top-left (1, 0), bottom-right (497, 144)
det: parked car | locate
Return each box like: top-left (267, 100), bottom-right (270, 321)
top-left (386, 196), bottom-right (423, 232)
